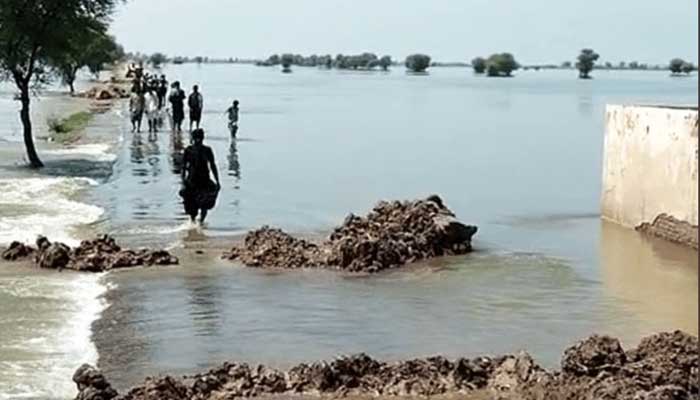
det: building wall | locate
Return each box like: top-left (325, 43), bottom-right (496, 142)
top-left (601, 105), bottom-right (698, 241)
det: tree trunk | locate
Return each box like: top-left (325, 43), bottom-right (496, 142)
top-left (69, 80), bottom-right (75, 94)
top-left (19, 86), bottom-right (43, 168)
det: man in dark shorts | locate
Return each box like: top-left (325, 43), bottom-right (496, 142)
top-left (168, 81), bottom-right (186, 133)
top-left (157, 74), bottom-right (168, 110)
top-left (188, 85), bottom-right (203, 131)
top-left (180, 128), bottom-right (220, 224)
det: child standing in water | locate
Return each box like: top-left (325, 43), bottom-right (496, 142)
top-left (226, 100), bottom-right (240, 137)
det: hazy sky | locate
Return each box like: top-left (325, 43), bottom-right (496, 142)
top-left (111, 0), bottom-right (698, 64)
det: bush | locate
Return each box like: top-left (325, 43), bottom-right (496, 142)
top-left (485, 53), bottom-right (519, 77)
top-left (47, 112), bottom-right (93, 143)
top-left (405, 54), bottom-right (431, 72)
top-left (471, 57), bottom-right (486, 74)
top-left (681, 62), bottom-right (695, 74)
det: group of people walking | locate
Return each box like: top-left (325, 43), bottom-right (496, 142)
top-left (125, 64), bottom-right (241, 225)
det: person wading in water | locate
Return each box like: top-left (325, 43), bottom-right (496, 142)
top-left (188, 85), bottom-right (204, 132)
top-left (225, 100), bottom-right (240, 138)
top-left (169, 81), bottom-right (186, 133)
top-left (180, 128), bottom-right (221, 224)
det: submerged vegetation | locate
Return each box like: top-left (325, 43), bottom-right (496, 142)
top-left (470, 53), bottom-right (520, 76)
top-left (576, 48), bottom-right (600, 79)
top-left (47, 111), bottom-right (94, 144)
top-left (258, 52), bottom-right (394, 71)
top-left (669, 58), bottom-right (695, 75)
top-left (405, 54), bottom-right (432, 73)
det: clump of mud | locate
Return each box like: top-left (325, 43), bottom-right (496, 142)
top-left (2, 234), bottom-right (178, 272)
top-left (74, 330), bottom-right (698, 400)
top-left (224, 195), bottom-right (478, 273)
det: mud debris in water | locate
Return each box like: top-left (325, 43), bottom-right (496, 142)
top-left (1, 234), bottom-right (178, 272)
top-left (223, 195), bottom-right (478, 273)
top-left (73, 330), bottom-right (698, 400)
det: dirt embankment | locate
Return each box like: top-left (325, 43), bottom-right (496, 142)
top-left (1, 235), bottom-right (178, 272)
top-left (224, 195), bottom-right (478, 273)
top-left (46, 64), bottom-right (131, 144)
top-left (73, 330), bottom-right (697, 400)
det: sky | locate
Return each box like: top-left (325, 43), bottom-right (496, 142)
top-left (111, 0), bottom-right (698, 64)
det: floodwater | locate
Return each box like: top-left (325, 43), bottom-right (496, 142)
top-left (0, 65), bottom-right (697, 398)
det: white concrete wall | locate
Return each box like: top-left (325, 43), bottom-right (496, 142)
top-left (601, 104), bottom-right (698, 228)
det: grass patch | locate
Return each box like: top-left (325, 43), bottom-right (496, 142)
top-left (47, 111), bottom-right (93, 144)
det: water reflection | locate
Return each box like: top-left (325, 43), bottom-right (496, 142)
top-left (170, 129), bottom-right (184, 175)
top-left (577, 92), bottom-right (593, 117)
top-left (599, 220), bottom-right (698, 335)
top-left (144, 134), bottom-right (162, 179)
top-left (182, 266), bottom-right (224, 339)
top-left (130, 132), bottom-right (144, 165)
top-left (227, 140), bottom-right (241, 181)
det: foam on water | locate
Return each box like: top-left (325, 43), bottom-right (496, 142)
top-left (43, 143), bottom-right (117, 163)
top-left (0, 273), bottom-right (110, 400)
top-left (0, 177), bottom-right (103, 247)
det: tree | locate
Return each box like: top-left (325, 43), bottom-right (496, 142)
top-left (670, 58), bottom-right (685, 74)
top-left (471, 57), bottom-right (487, 74)
top-left (405, 54), bottom-right (431, 73)
top-left (618, 61), bottom-right (626, 69)
top-left (55, 31), bottom-right (121, 93)
top-left (281, 54), bottom-right (294, 72)
top-left (561, 61), bottom-right (572, 68)
top-left (604, 62), bottom-right (612, 69)
top-left (628, 61), bottom-right (639, 69)
top-left (378, 55), bottom-right (392, 71)
top-left (149, 52), bottom-right (168, 68)
top-left (576, 48), bottom-right (599, 79)
top-left (485, 53), bottom-right (519, 77)
top-left (0, 0), bottom-right (118, 168)
top-left (681, 62), bottom-right (695, 74)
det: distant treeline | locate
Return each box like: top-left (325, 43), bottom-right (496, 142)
top-left (257, 53), bottom-right (394, 70)
top-left (127, 51), bottom-right (698, 77)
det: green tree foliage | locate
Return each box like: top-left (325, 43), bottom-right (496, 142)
top-left (0, 0), bottom-right (119, 168)
top-left (268, 54), bottom-right (280, 65)
top-left (54, 28), bottom-right (115, 93)
top-left (260, 53), bottom-right (390, 71)
top-left (670, 58), bottom-right (685, 74)
top-left (681, 62), bottom-right (695, 74)
top-left (471, 57), bottom-right (487, 74)
top-left (561, 61), bottom-right (572, 68)
top-left (576, 48), bottom-right (600, 79)
top-left (485, 53), bottom-right (519, 77)
top-left (149, 52), bottom-right (168, 68)
top-left (281, 54), bottom-right (294, 72)
top-left (628, 61), bottom-right (639, 69)
top-left (334, 53), bottom-right (379, 69)
top-left (378, 55), bottom-right (392, 71)
top-left (405, 54), bottom-right (431, 73)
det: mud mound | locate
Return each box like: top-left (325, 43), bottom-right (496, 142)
top-left (561, 334), bottom-right (626, 376)
top-left (522, 330), bottom-right (699, 400)
top-left (1, 241), bottom-right (35, 261)
top-left (224, 195), bottom-right (478, 273)
top-left (80, 85), bottom-right (130, 100)
top-left (225, 227), bottom-right (323, 268)
top-left (75, 331), bottom-right (697, 400)
top-left (2, 235), bottom-right (178, 272)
